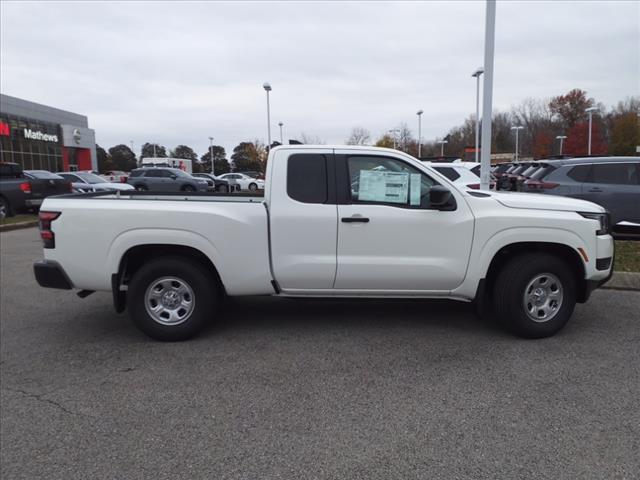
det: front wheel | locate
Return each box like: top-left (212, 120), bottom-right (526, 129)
top-left (127, 256), bottom-right (217, 341)
top-left (492, 253), bottom-right (577, 339)
top-left (248, 183), bottom-right (258, 191)
top-left (182, 185), bottom-right (196, 192)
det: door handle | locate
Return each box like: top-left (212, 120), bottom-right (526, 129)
top-left (341, 216), bottom-right (370, 223)
top-left (588, 188), bottom-right (603, 193)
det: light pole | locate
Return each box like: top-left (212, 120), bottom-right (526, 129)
top-left (479, 0), bottom-right (496, 190)
top-left (416, 110), bottom-right (423, 157)
top-left (278, 122), bottom-right (283, 144)
top-left (438, 140), bottom-right (448, 156)
top-left (209, 136), bottom-right (214, 175)
top-left (388, 129), bottom-right (400, 149)
top-left (472, 67), bottom-right (484, 163)
top-left (556, 135), bottom-right (567, 155)
top-left (263, 82), bottom-right (272, 148)
top-left (585, 107), bottom-right (598, 156)
top-left (153, 143), bottom-right (156, 157)
top-left (510, 125), bottom-right (524, 162)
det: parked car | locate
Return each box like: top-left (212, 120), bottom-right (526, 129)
top-left (101, 170), bottom-right (129, 183)
top-left (23, 171), bottom-right (73, 207)
top-left (424, 162), bottom-right (495, 190)
top-left (521, 157), bottom-right (640, 237)
top-left (127, 167), bottom-right (208, 192)
top-left (34, 145), bottom-right (613, 342)
top-left (57, 172), bottom-right (134, 193)
top-left (218, 173), bottom-right (265, 191)
top-left (192, 173), bottom-right (234, 193)
top-left (498, 162), bottom-right (536, 191)
top-left (237, 170), bottom-right (265, 180)
top-left (1, 162), bottom-right (37, 216)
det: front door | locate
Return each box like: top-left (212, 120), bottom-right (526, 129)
top-left (334, 152), bottom-right (474, 292)
top-left (582, 162), bottom-right (640, 226)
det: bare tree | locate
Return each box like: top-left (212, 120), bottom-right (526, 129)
top-left (345, 127), bottom-right (371, 145)
top-left (297, 133), bottom-right (325, 145)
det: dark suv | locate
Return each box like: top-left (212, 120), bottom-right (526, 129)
top-left (522, 157), bottom-right (640, 237)
top-left (127, 168), bottom-right (208, 192)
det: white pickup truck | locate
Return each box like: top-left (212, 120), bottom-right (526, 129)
top-left (34, 146), bottom-right (614, 341)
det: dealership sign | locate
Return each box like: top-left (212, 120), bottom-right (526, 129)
top-left (0, 121), bottom-right (9, 136)
top-left (24, 128), bottom-right (58, 143)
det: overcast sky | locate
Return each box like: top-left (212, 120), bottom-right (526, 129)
top-left (1, 1), bottom-right (638, 157)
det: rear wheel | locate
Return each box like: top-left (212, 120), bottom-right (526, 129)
top-left (0, 196), bottom-right (13, 218)
top-left (492, 253), bottom-right (577, 338)
top-left (248, 182), bottom-right (258, 191)
top-left (127, 256), bottom-right (218, 341)
top-left (134, 184), bottom-right (148, 191)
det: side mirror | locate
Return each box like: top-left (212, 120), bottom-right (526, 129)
top-left (429, 186), bottom-right (455, 210)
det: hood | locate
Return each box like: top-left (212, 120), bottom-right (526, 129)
top-left (475, 191), bottom-right (605, 213)
top-left (95, 182), bottom-right (134, 191)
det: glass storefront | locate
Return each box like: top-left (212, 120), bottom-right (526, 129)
top-left (0, 113), bottom-right (64, 171)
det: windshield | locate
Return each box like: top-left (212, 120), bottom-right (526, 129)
top-left (75, 172), bottom-right (106, 184)
top-left (26, 170), bottom-right (62, 179)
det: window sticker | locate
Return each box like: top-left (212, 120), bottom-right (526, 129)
top-left (410, 173), bottom-right (421, 206)
top-left (358, 170), bottom-right (409, 204)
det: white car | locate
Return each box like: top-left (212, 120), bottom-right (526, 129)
top-left (424, 163), bottom-right (484, 189)
top-left (218, 173), bottom-right (265, 191)
top-left (36, 145), bottom-right (613, 341)
top-left (56, 172), bottom-right (134, 193)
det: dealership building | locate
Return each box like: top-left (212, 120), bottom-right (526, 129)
top-left (0, 93), bottom-right (97, 172)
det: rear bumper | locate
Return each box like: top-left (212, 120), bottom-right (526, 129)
top-left (33, 260), bottom-right (73, 290)
top-left (25, 198), bottom-right (43, 207)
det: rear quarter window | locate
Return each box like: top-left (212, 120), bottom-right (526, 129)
top-left (566, 165), bottom-right (591, 182)
top-left (434, 167), bottom-right (461, 181)
top-left (287, 153), bottom-right (328, 204)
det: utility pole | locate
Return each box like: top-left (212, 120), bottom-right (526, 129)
top-left (263, 83), bottom-right (272, 148)
top-left (209, 136), bottom-right (214, 175)
top-left (472, 68), bottom-right (484, 163)
top-left (416, 110), bottom-right (423, 157)
top-left (479, 0), bottom-right (496, 190)
top-left (586, 107), bottom-right (597, 156)
top-left (510, 126), bottom-right (524, 162)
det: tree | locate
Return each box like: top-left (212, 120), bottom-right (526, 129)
top-left (200, 146), bottom-right (230, 174)
top-left (346, 127), bottom-right (371, 145)
top-left (230, 142), bottom-right (266, 172)
top-left (563, 122), bottom-right (607, 156)
top-left (549, 89), bottom-right (594, 131)
top-left (108, 144), bottom-right (137, 171)
top-left (297, 133), bottom-right (325, 145)
top-left (96, 145), bottom-right (114, 172)
top-left (609, 113), bottom-right (639, 156)
top-left (533, 131), bottom-right (554, 159)
top-left (141, 142), bottom-right (167, 159)
top-left (374, 134), bottom-right (394, 148)
top-left (171, 145), bottom-right (198, 161)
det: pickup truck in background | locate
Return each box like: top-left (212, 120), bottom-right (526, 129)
top-left (1, 163), bottom-right (71, 217)
top-left (33, 146), bottom-right (614, 341)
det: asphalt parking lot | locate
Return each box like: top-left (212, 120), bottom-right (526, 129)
top-left (1, 227), bottom-right (639, 480)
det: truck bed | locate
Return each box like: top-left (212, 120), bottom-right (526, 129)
top-left (41, 190), bottom-right (273, 296)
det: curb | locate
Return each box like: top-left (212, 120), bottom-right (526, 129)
top-left (601, 272), bottom-right (640, 291)
top-left (0, 220), bottom-right (39, 232)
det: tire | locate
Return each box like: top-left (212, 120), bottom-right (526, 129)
top-left (135, 184), bottom-right (148, 191)
top-left (0, 196), bottom-right (13, 218)
top-left (127, 256), bottom-right (217, 341)
top-left (248, 183), bottom-right (258, 192)
top-left (492, 253), bottom-right (577, 339)
top-left (182, 185), bottom-right (196, 192)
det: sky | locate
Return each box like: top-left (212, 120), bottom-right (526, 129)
top-left (1, 1), bottom-right (638, 158)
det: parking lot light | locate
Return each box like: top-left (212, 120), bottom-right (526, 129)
top-left (510, 126), bottom-right (524, 162)
top-left (416, 110), bottom-right (423, 157)
top-left (471, 68), bottom-right (484, 163)
top-left (209, 136), bottom-right (214, 175)
top-left (437, 139), bottom-right (448, 156)
top-left (556, 135), bottom-right (567, 155)
top-left (585, 107), bottom-right (598, 156)
top-left (263, 82), bottom-right (272, 147)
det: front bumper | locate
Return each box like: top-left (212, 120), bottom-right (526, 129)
top-left (33, 260), bottom-right (73, 290)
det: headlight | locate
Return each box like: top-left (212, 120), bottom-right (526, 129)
top-left (578, 212), bottom-right (610, 235)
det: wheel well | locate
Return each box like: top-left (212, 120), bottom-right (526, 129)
top-left (483, 242), bottom-right (588, 303)
top-left (116, 244), bottom-right (226, 303)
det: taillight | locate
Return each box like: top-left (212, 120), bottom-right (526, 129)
top-left (121, 176), bottom-right (127, 183)
top-left (468, 183), bottom-right (480, 189)
top-left (19, 182), bottom-right (31, 194)
top-left (524, 180), bottom-right (559, 190)
top-left (39, 211), bottom-right (61, 248)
